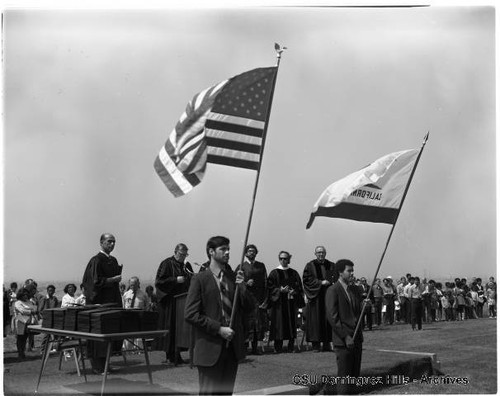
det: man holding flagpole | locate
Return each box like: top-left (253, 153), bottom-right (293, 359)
top-left (326, 259), bottom-right (364, 395)
top-left (185, 236), bottom-right (253, 395)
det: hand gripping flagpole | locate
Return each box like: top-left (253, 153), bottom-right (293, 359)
top-left (352, 132), bottom-right (429, 342)
top-left (227, 44), bottom-right (286, 345)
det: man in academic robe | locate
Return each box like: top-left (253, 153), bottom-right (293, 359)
top-left (81, 233), bottom-right (123, 374)
top-left (154, 243), bottom-right (194, 365)
top-left (267, 251), bottom-right (304, 354)
top-left (185, 236), bottom-right (253, 395)
top-left (302, 246), bottom-right (335, 352)
top-left (326, 259), bottom-right (364, 395)
top-left (235, 244), bottom-right (268, 355)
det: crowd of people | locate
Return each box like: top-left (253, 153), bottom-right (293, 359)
top-left (3, 234), bottom-right (497, 394)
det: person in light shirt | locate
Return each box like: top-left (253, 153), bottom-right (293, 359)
top-left (409, 277), bottom-right (425, 330)
top-left (122, 277), bottom-right (150, 353)
top-left (122, 277), bottom-right (150, 310)
top-left (61, 284), bottom-right (78, 307)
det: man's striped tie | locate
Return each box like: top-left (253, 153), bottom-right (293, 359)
top-left (219, 274), bottom-right (233, 325)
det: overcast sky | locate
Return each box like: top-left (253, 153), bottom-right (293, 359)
top-left (2, 5), bottom-right (496, 286)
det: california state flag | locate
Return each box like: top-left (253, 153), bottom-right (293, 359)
top-left (306, 149), bottom-right (420, 229)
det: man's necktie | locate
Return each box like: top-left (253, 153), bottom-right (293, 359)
top-left (219, 274), bottom-right (232, 325)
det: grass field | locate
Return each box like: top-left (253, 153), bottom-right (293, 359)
top-left (2, 316), bottom-right (497, 395)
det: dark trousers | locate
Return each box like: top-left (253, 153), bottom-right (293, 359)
top-left (383, 297), bottom-right (395, 324)
top-left (16, 333), bottom-right (29, 358)
top-left (335, 344), bottom-right (363, 395)
top-left (373, 298), bottom-right (383, 325)
top-left (198, 345), bottom-right (238, 395)
top-left (410, 298), bottom-right (423, 330)
top-left (362, 305), bottom-right (372, 330)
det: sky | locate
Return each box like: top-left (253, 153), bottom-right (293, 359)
top-left (2, 4), bottom-right (496, 287)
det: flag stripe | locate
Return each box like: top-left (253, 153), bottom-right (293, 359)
top-left (207, 154), bottom-right (260, 170)
top-left (205, 119), bottom-right (264, 138)
top-left (308, 203), bottom-right (399, 227)
top-left (206, 128), bottom-right (262, 147)
top-left (207, 112), bottom-right (265, 130)
top-left (206, 136), bottom-right (261, 154)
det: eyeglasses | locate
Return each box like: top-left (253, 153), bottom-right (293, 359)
top-left (279, 257), bottom-right (290, 261)
top-left (177, 251), bottom-right (189, 256)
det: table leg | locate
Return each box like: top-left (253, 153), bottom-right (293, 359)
top-left (142, 338), bottom-right (153, 385)
top-left (78, 339), bottom-right (87, 382)
top-left (101, 341), bottom-right (112, 396)
top-left (35, 336), bottom-right (54, 394)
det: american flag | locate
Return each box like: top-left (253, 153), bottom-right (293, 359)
top-left (154, 67), bottom-right (278, 197)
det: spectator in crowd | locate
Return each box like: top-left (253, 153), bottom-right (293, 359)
top-left (358, 277), bottom-right (372, 331)
top-left (486, 282), bottom-right (496, 318)
top-left (409, 276), bottom-right (424, 330)
top-left (326, 259), bottom-right (364, 395)
top-left (3, 286), bottom-right (10, 337)
top-left (155, 243), bottom-right (194, 365)
top-left (475, 278), bottom-right (485, 318)
top-left (403, 277), bottom-right (415, 323)
top-left (119, 282), bottom-right (127, 296)
top-left (454, 281), bottom-right (466, 321)
top-left (145, 285), bottom-right (158, 312)
top-left (371, 278), bottom-right (384, 327)
top-left (396, 277), bottom-right (408, 323)
top-left (61, 284), bottom-right (78, 307)
top-left (441, 283), bottom-right (453, 321)
top-left (81, 232), bottom-right (123, 374)
top-left (75, 284), bottom-right (86, 306)
top-left (39, 285), bottom-right (59, 354)
top-left (122, 276), bottom-right (150, 353)
top-left (426, 280), bottom-right (439, 322)
top-left (13, 287), bottom-right (38, 360)
top-left (303, 246), bottom-right (335, 352)
top-left (122, 277), bottom-right (150, 309)
top-left (184, 235), bottom-right (253, 395)
top-left (267, 251), bottom-right (304, 354)
top-left (435, 282), bottom-right (444, 321)
top-left (235, 244), bottom-right (268, 355)
top-left (381, 277), bottom-right (396, 325)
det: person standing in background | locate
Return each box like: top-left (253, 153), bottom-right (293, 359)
top-left (82, 233), bottom-right (123, 374)
top-left (235, 244), bottom-right (268, 355)
top-left (155, 243), bottom-right (194, 365)
top-left (302, 246), bottom-right (335, 352)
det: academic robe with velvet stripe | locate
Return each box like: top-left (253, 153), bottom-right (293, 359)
top-left (267, 267), bottom-right (304, 341)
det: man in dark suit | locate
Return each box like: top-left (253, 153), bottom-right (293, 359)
top-left (326, 259), bottom-right (364, 395)
top-left (185, 236), bottom-right (253, 395)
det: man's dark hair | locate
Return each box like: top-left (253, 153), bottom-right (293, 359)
top-left (10, 282), bottom-right (17, 289)
top-left (245, 244), bottom-right (258, 254)
top-left (335, 259), bottom-right (354, 274)
top-left (47, 285), bottom-right (55, 291)
top-left (414, 276), bottom-right (420, 282)
top-left (206, 236), bottom-right (230, 256)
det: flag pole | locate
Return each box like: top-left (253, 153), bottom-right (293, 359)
top-left (352, 132), bottom-right (429, 341)
top-left (228, 44), bottom-right (286, 339)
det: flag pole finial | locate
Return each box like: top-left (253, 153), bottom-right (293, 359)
top-left (274, 43), bottom-right (287, 65)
